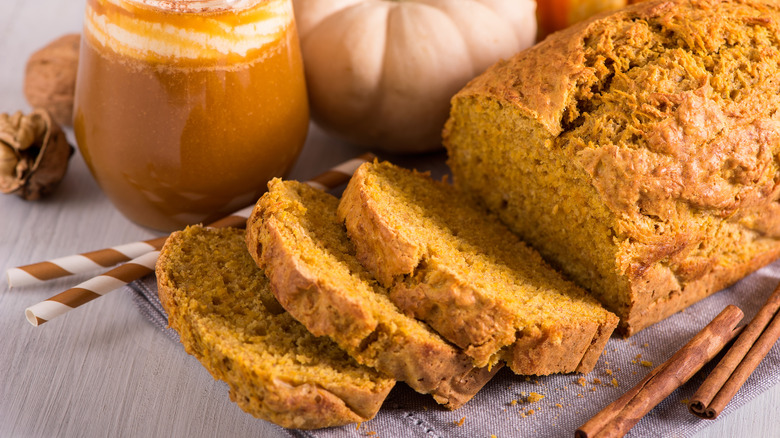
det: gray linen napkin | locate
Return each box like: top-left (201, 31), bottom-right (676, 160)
top-left (128, 259), bottom-right (780, 438)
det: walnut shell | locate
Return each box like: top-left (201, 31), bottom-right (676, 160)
top-left (0, 110), bottom-right (74, 200)
top-left (23, 34), bottom-right (80, 127)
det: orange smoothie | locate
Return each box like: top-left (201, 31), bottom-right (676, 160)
top-left (74, 0), bottom-right (309, 231)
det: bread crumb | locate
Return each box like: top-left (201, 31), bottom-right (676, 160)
top-left (527, 392), bottom-right (545, 403)
top-left (681, 399), bottom-right (689, 404)
top-left (555, 403), bottom-right (563, 408)
top-left (366, 432), bottom-right (377, 437)
top-left (643, 343), bottom-right (649, 348)
top-left (589, 387), bottom-right (597, 392)
top-left (641, 360), bottom-right (653, 367)
top-left (527, 409), bottom-right (535, 415)
top-left (491, 435), bottom-right (497, 438)
top-left (455, 417), bottom-right (466, 427)
top-left (511, 399), bottom-right (518, 406)
top-left (593, 378), bottom-right (602, 384)
top-left (577, 377), bottom-right (587, 386)
top-left (356, 423), bottom-right (361, 431)
top-left (635, 354), bottom-right (642, 360)
top-left (577, 393), bottom-right (584, 398)
top-left (605, 369), bottom-right (613, 375)
top-left (611, 378), bottom-right (619, 387)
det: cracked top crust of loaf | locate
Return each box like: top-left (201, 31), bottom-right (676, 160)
top-left (444, 0), bottom-right (780, 333)
top-left (156, 226), bottom-right (394, 429)
top-left (463, 0), bottom-right (780, 228)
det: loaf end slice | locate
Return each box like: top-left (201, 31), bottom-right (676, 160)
top-left (338, 161), bottom-right (617, 374)
top-left (156, 226), bottom-right (394, 429)
top-left (246, 179), bottom-right (500, 409)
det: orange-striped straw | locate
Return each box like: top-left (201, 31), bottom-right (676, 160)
top-left (9, 152), bottom-right (376, 287)
top-left (24, 152), bottom-right (375, 327)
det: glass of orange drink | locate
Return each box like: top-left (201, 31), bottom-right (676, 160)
top-left (74, 0), bottom-right (309, 231)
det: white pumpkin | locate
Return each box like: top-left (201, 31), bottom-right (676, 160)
top-left (293, 0), bottom-right (537, 153)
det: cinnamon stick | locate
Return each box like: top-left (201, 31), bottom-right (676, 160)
top-left (689, 283), bottom-right (780, 419)
top-left (576, 305), bottom-right (744, 438)
top-left (573, 358), bottom-right (664, 438)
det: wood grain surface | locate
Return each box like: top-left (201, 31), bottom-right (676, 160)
top-left (0, 1), bottom-right (777, 437)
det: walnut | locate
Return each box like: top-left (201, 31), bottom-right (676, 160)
top-left (23, 34), bottom-right (80, 127)
top-left (0, 110), bottom-right (74, 200)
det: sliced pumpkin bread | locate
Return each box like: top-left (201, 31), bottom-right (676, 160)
top-left (156, 226), bottom-right (394, 429)
top-left (246, 179), bottom-right (500, 409)
top-left (338, 161), bottom-right (618, 375)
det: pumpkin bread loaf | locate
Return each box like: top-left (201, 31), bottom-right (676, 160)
top-left (444, 0), bottom-right (780, 335)
top-left (156, 226), bottom-right (394, 429)
top-left (338, 161), bottom-right (618, 375)
top-left (246, 179), bottom-right (500, 409)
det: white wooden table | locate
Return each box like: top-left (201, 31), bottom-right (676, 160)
top-left (1, 1), bottom-right (778, 436)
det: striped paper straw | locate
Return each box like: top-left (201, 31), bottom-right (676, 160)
top-left (7, 236), bottom-right (167, 287)
top-left (9, 152), bottom-right (376, 288)
top-left (24, 152), bottom-right (375, 327)
top-left (25, 251), bottom-right (160, 326)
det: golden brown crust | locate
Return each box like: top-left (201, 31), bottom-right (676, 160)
top-left (507, 321), bottom-right (600, 375)
top-left (246, 180), bottom-right (499, 409)
top-left (247, 214), bottom-right (378, 344)
top-left (157, 226), bottom-right (393, 429)
top-left (338, 162), bottom-right (618, 374)
top-left (446, 0), bottom-right (780, 334)
top-left (387, 272), bottom-right (518, 367)
top-left (337, 180), bottom-right (423, 288)
top-left (226, 373), bottom-right (368, 430)
top-left (623, 246), bottom-right (780, 334)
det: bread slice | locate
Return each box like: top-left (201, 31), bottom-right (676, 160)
top-left (338, 161), bottom-right (618, 375)
top-left (246, 179), bottom-right (500, 409)
top-left (156, 226), bottom-right (394, 429)
top-left (444, 0), bottom-right (780, 334)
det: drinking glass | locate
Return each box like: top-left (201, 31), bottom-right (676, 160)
top-left (74, 0), bottom-right (309, 231)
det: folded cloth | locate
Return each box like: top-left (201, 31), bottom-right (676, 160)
top-left (127, 259), bottom-right (780, 438)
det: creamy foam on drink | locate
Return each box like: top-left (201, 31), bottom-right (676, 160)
top-left (84, 0), bottom-right (292, 61)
